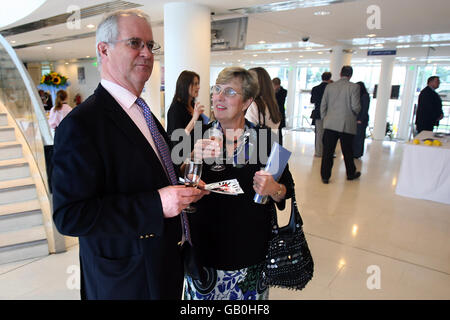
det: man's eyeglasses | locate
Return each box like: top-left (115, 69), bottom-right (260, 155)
top-left (110, 37), bottom-right (161, 54)
top-left (211, 85), bottom-right (242, 97)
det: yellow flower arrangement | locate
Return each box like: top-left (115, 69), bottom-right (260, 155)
top-left (40, 71), bottom-right (68, 87)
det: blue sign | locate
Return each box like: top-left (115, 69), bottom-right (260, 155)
top-left (367, 49), bottom-right (397, 56)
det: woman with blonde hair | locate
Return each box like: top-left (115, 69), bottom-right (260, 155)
top-left (48, 89), bottom-right (72, 129)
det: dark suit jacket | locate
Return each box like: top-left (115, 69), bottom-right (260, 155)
top-left (415, 86), bottom-right (443, 132)
top-left (52, 84), bottom-right (183, 300)
top-left (275, 86), bottom-right (287, 128)
top-left (310, 82), bottom-right (328, 120)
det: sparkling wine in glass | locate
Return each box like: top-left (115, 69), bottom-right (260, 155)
top-left (183, 159), bottom-right (203, 213)
top-left (207, 128), bottom-right (225, 172)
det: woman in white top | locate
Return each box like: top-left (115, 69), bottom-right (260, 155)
top-left (48, 90), bottom-right (73, 129)
top-left (245, 67), bottom-right (281, 135)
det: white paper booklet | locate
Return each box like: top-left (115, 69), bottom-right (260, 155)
top-left (204, 179), bottom-right (244, 195)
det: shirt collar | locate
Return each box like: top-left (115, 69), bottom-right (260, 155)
top-left (101, 79), bottom-right (138, 109)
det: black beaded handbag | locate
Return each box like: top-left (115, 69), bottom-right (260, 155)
top-left (262, 194), bottom-right (314, 290)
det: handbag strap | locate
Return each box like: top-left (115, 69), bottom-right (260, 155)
top-left (272, 193), bottom-right (304, 234)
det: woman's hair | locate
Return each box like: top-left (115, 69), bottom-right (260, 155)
top-left (249, 67), bottom-right (281, 124)
top-left (216, 67), bottom-right (259, 102)
top-left (171, 70), bottom-right (200, 112)
top-left (357, 81), bottom-right (368, 97)
top-left (95, 9), bottom-right (151, 67)
top-left (55, 90), bottom-right (68, 111)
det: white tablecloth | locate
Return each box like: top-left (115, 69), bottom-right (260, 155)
top-left (396, 131), bottom-right (450, 205)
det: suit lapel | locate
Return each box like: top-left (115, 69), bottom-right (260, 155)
top-left (94, 84), bottom-right (172, 181)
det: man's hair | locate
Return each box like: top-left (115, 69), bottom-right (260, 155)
top-left (322, 72), bottom-right (332, 81)
top-left (96, 9), bottom-right (151, 67)
top-left (340, 66), bottom-right (353, 78)
top-left (272, 77), bottom-right (281, 86)
top-left (427, 76), bottom-right (439, 84)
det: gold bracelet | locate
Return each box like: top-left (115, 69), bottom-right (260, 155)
top-left (273, 183), bottom-right (282, 197)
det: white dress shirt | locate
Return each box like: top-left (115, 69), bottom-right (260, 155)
top-left (100, 79), bottom-right (166, 170)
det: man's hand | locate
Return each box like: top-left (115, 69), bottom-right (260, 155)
top-left (158, 185), bottom-right (209, 218)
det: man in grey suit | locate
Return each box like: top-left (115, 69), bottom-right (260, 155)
top-left (320, 66), bottom-right (361, 184)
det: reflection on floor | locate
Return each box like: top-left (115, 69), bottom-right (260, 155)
top-left (0, 131), bottom-right (449, 300)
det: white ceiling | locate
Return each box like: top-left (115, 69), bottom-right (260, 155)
top-left (2, 0), bottom-right (450, 66)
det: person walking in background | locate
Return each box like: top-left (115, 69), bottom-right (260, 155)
top-left (48, 89), bottom-right (72, 129)
top-left (245, 67), bottom-right (282, 141)
top-left (320, 66), bottom-right (361, 184)
top-left (415, 76), bottom-right (443, 134)
top-left (272, 77), bottom-right (287, 129)
top-left (167, 70), bottom-right (206, 137)
top-left (310, 71), bottom-right (332, 157)
top-left (353, 81), bottom-right (370, 159)
top-left (51, 9), bottom-right (207, 300)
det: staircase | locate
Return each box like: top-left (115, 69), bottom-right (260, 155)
top-left (0, 112), bottom-right (49, 264)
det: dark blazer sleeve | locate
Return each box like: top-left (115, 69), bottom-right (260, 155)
top-left (52, 114), bottom-right (164, 238)
top-left (263, 127), bottom-right (295, 211)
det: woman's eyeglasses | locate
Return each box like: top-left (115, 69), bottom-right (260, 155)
top-left (211, 85), bottom-right (242, 97)
top-left (110, 37), bottom-right (161, 54)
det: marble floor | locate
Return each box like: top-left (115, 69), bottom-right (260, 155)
top-left (0, 130), bottom-right (449, 300)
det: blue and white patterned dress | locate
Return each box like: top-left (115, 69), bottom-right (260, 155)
top-left (184, 264), bottom-right (269, 300)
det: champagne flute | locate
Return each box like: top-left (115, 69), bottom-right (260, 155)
top-left (207, 128), bottom-right (225, 172)
top-left (183, 159), bottom-right (203, 213)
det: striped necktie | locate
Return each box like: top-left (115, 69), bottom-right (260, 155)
top-left (135, 97), bottom-right (191, 243)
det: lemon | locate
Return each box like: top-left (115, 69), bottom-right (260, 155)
top-left (413, 139), bottom-right (420, 145)
top-left (432, 140), bottom-right (442, 146)
top-left (424, 140), bottom-right (432, 146)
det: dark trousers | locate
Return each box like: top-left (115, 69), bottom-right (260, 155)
top-left (321, 129), bottom-right (356, 180)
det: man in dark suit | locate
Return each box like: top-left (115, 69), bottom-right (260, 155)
top-left (272, 77), bottom-right (287, 128)
top-left (52, 9), bottom-right (207, 300)
top-left (415, 76), bottom-right (444, 133)
top-left (310, 71), bottom-right (332, 157)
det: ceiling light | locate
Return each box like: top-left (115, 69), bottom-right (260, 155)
top-left (317, 51), bottom-right (323, 54)
top-left (374, 43), bottom-right (383, 47)
top-left (86, 24), bottom-right (95, 29)
top-left (366, 34), bottom-right (376, 38)
top-left (411, 57), bottom-right (416, 61)
top-left (46, 46), bottom-right (52, 50)
top-left (10, 40), bottom-right (16, 44)
top-left (86, 55), bottom-right (90, 58)
top-left (314, 11), bottom-right (330, 16)
top-left (65, 62), bottom-right (69, 65)
top-left (306, 47), bottom-right (312, 50)
top-left (285, 58), bottom-right (289, 60)
top-left (253, 54), bottom-right (258, 57)
top-left (299, 55), bottom-right (303, 58)
top-left (258, 40), bottom-right (266, 44)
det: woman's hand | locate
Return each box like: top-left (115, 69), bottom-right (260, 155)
top-left (192, 102), bottom-right (205, 121)
top-left (193, 139), bottom-right (220, 161)
top-left (253, 170), bottom-right (286, 202)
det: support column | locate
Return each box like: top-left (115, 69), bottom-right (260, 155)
top-left (329, 46), bottom-right (352, 81)
top-left (285, 66), bottom-right (297, 128)
top-left (142, 60), bottom-right (162, 122)
top-left (372, 56), bottom-right (395, 140)
top-left (164, 2), bottom-right (211, 127)
top-left (397, 65), bottom-right (418, 140)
